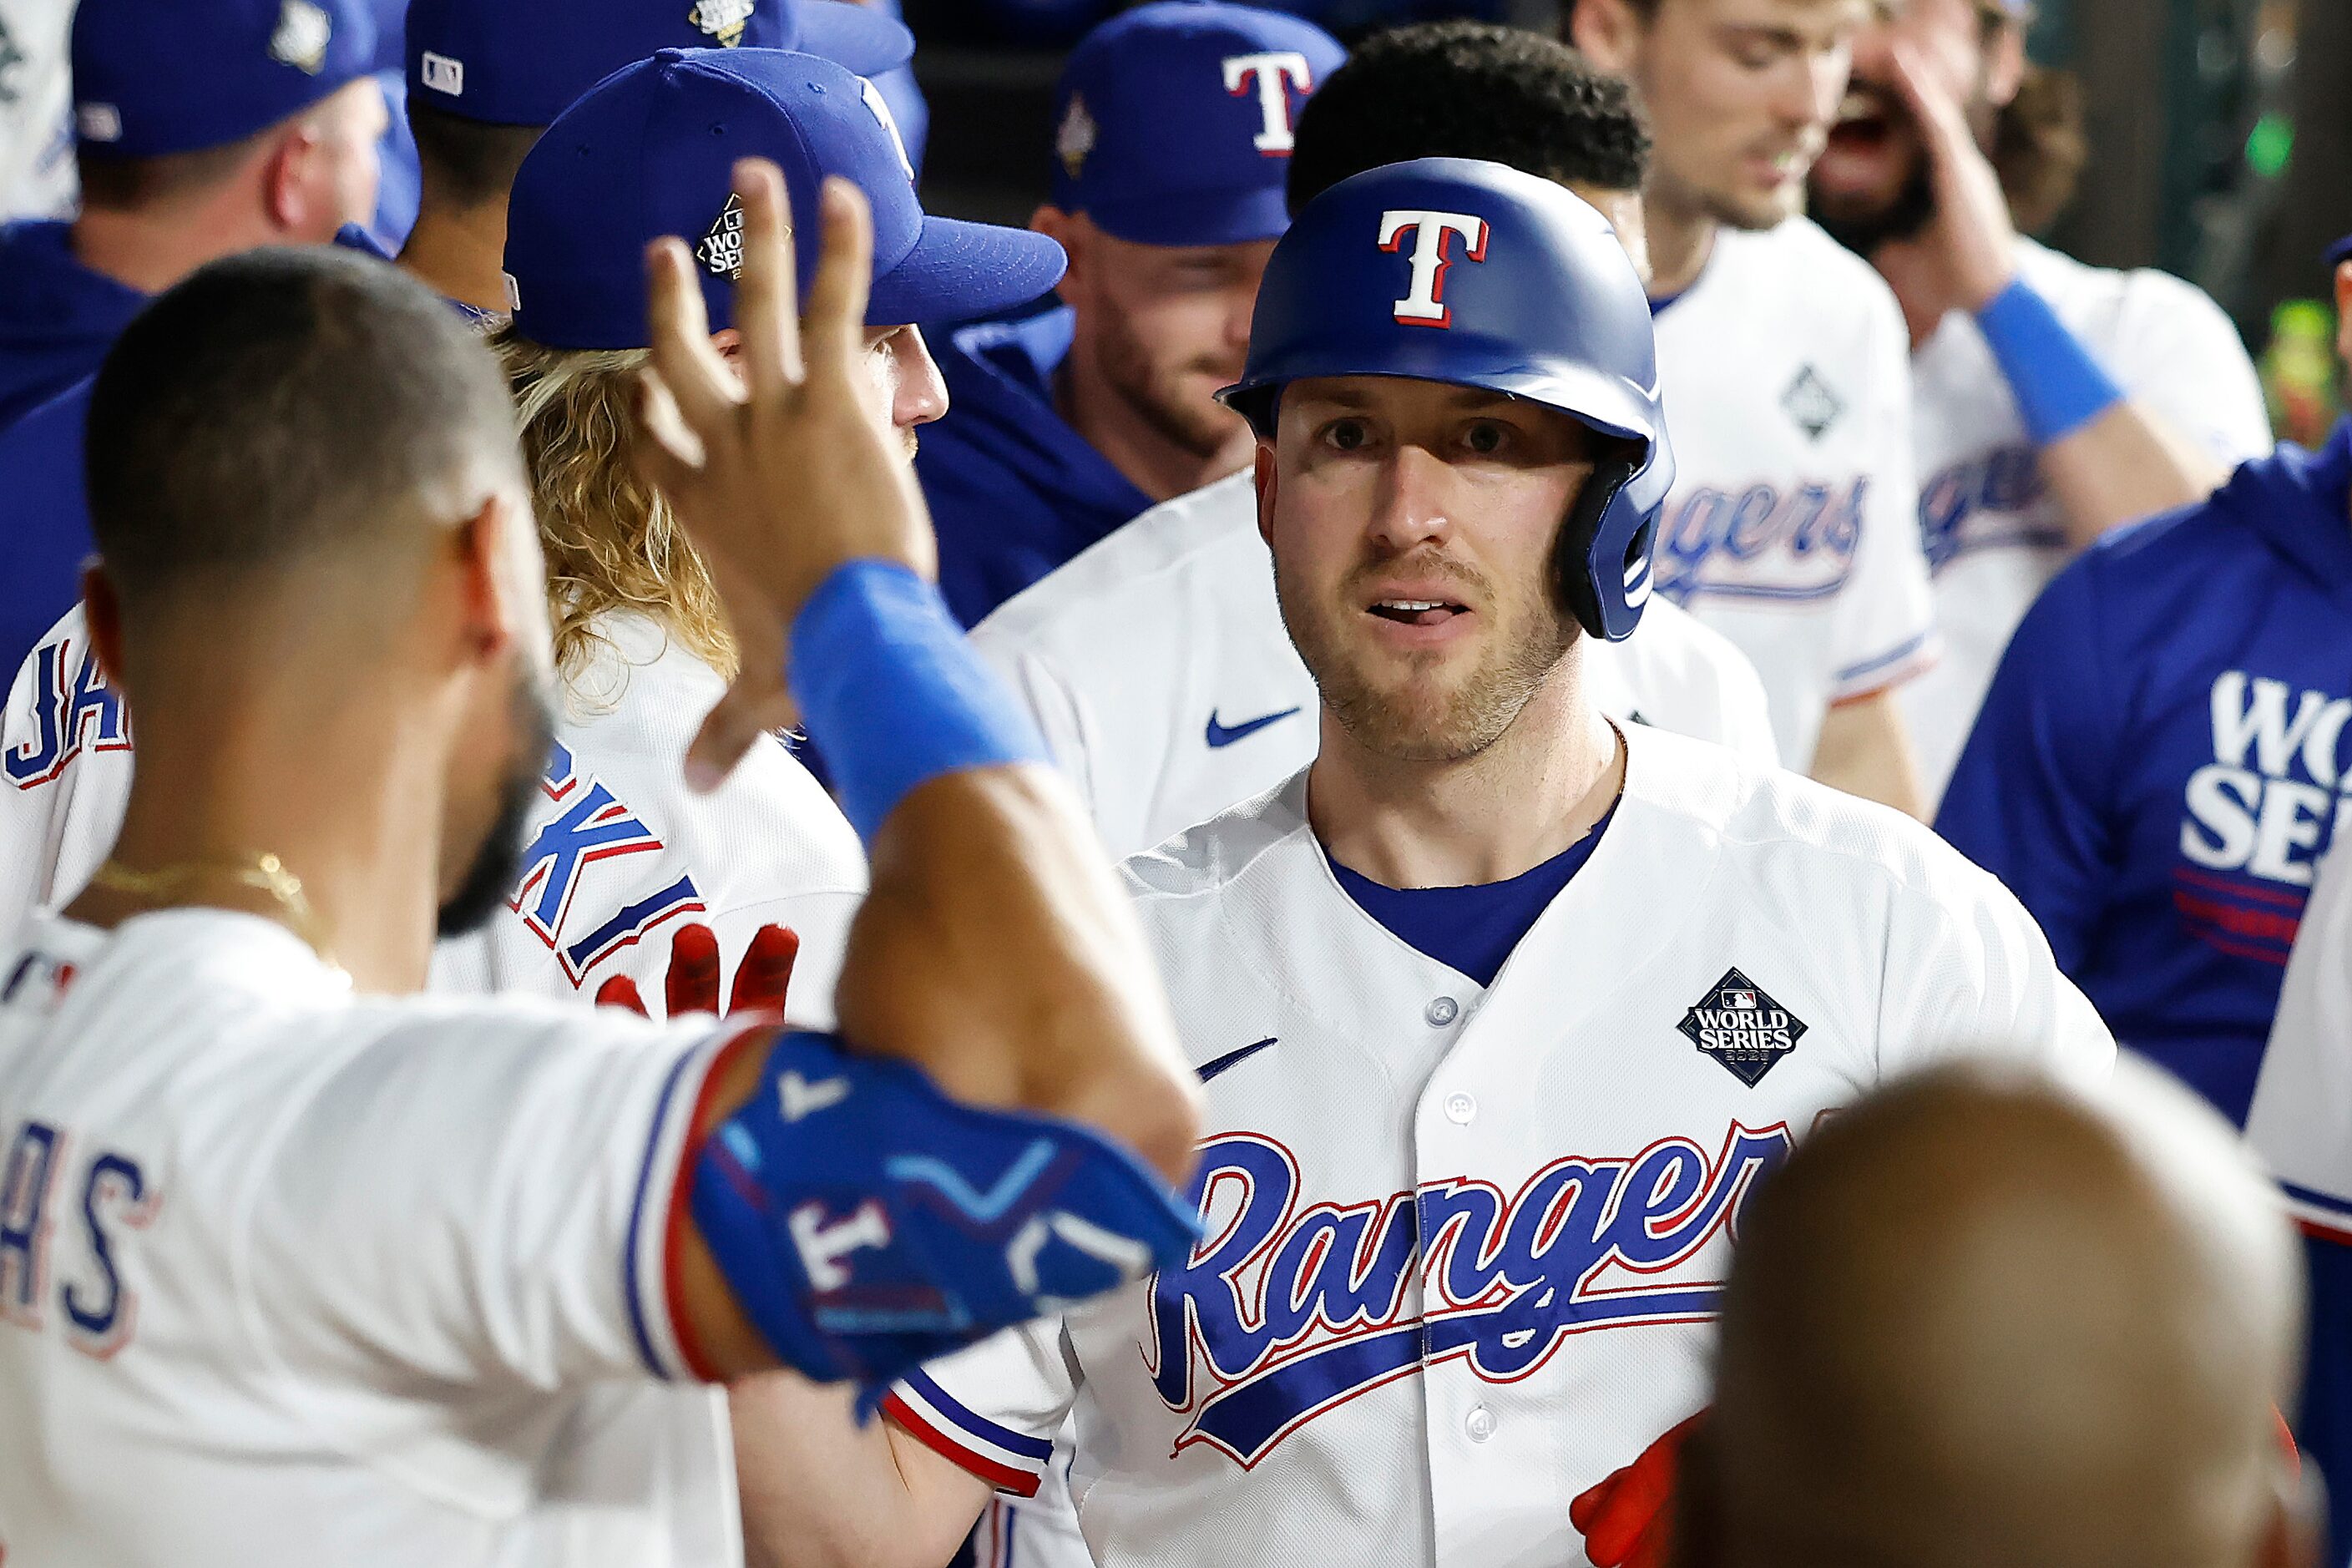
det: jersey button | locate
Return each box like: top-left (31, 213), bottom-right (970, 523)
top-left (1464, 1404), bottom-right (1496, 1443)
top-left (1444, 1091), bottom-right (1476, 1125)
top-left (1424, 995), bottom-right (1459, 1027)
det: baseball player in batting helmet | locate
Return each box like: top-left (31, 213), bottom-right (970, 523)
top-left (1219, 155), bottom-right (1674, 643)
top-left (741, 154), bottom-right (2110, 1568)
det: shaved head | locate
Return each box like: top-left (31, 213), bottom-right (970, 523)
top-left (1688, 1061), bottom-right (2308, 1568)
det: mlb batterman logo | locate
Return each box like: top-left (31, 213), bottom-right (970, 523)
top-left (269, 0), bottom-right (333, 74)
top-left (1677, 967), bottom-right (1808, 1086)
top-left (689, 0), bottom-right (756, 47)
top-left (1057, 94), bottom-right (1097, 180)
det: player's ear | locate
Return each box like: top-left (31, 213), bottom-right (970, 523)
top-left (448, 488), bottom-right (544, 666)
top-left (1032, 206), bottom-right (1088, 294)
top-left (1253, 443), bottom-right (1278, 548)
top-left (80, 564), bottom-right (128, 690)
top-left (1566, 0), bottom-right (1643, 76)
top-left (259, 120), bottom-right (322, 233)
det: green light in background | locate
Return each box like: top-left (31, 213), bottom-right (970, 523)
top-left (2248, 112), bottom-right (2295, 179)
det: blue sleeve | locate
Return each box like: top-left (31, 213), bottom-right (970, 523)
top-left (2301, 1234), bottom-right (2352, 1568)
top-left (0, 386), bottom-right (95, 677)
top-left (1932, 564), bottom-right (2122, 974)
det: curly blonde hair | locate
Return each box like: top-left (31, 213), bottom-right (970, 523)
top-left (492, 328), bottom-right (738, 697)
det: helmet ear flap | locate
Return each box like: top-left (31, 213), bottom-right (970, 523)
top-left (1552, 452), bottom-right (1643, 640)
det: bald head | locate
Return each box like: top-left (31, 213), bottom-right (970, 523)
top-left (85, 245), bottom-right (524, 617)
top-left (1692, 1062), bottom-right (2306, 1568)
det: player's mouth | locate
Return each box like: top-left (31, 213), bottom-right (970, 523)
top-left (1368, 596), bottom-right (1468, 627)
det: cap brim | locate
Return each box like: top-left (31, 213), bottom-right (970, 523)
top-left (1085, 183), bottom-right (1292, 249)
top-left (869, 215), bottom-right (1068, 326)
top-left (792, 3), bottom-right (917, 78)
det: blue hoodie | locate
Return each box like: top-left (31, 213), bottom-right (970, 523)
top-left (913, 304), bottom-right (1153, 629)
top-left (1939, 420), bottom-right (2352, 1125)
top-left (0, 379), bottom-right (95, 680)
top-left (0, 222), bottom-right (146, 433)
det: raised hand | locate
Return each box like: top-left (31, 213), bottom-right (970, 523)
top-left (1570, 1409), bottom-right (1704, 1568)
top-left (1886, 38), bottom-right (2017, 311)
top-left (630, 158), bottom-right (938, 786)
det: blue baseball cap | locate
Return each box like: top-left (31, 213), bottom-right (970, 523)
top-left (1050, 1), bottom-right (1344, 249)
top-left (504, 48), bottom-right (1068, 350)
top-left (72, 0), bottom-right (378, 159)
top-left (2328, 235), bottom-right (2352, 271)
top-left (405, 0), bottom-right (913, 129)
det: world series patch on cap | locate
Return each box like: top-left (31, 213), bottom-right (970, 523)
top-left (1049, 0), bottom-right (1345, 249)
top-left (72, 0), bottom-right (378, 159)
top-left (404, 0), bottom-right (913, 129)
top-left (503, 48), bottom-right (1065, 352)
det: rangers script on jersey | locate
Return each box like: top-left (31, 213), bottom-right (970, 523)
top-left (0, 907), bottom-right (732, 1565)
top-left (1898, 238), bottom-right (2272, 802)
top-left (1650, 217), bottom-right (1938, 768)
top-left (970, 469), bottom-right (1780, 862)
top-left (885, 723), bottom-right (2113, 1568)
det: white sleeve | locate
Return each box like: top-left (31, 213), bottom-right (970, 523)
top-left (883, 1320), bottom-right (1077, 1498)
top-left (241, 1004), bottom-right (739, 1393)
top-left (2248, 845), bottom-right (2352, 1237)
top-left (1682, 615), bottom-right (1782, 769)
top-left (971, 628), bottom-right (1097, 827)
top-left (2107, 272), bottom-right (2274, 466)
top-left (1830, 301), bottom-right (1939, 703)
top-left (1879, 844), bottom-right (2117, 1087)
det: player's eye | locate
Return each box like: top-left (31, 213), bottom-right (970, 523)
top-left (1462, 420), bottom-right (1512, 457)
top-left (1321, 417), bottom-right (1373, 453)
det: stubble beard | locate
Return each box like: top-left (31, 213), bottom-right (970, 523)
top-left (1275, 548), bottom-right (1578, 764)
top-left (1097, 312), bottom-right (1247, 461)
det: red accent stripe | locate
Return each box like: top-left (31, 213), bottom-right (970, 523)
top-left (2173, 864), bottom-right (2308, 910)
top-left (2297, 1216), bottom-right (2352, 1247)
top-left (661, 1022), bottom-right (779, 1383)
top-left (883, 1392), bottom-right (1044, 1498)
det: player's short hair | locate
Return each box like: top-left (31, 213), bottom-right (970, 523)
top-left (1288, 22), bottom-right (1651, 214)
top-left (407, 99), bottom-right (545, 214)
top-left (75, 127), bottom-right (273, 210)
top-left (491, 328), bottom-right (736, 692)
top-left (86, 246), bottom-right (522, 606)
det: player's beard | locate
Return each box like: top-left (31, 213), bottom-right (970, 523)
top-left (1277, 541), bottom-right (1577, 763)
top-left (437, 670), bottom-right (559, 938)
top-left (1095, 311), bottom-right (1247, 461)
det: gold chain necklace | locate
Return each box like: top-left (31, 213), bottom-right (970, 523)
top-left (89, 852), bottom-right (337, 969)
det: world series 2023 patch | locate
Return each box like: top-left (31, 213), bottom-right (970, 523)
top-left (1677, 967), bottom-right (1807, 1085)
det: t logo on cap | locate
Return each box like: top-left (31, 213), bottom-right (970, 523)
top-left (1222, 51), bottom-right (1313, 155)
top-left (1378, 210), bottom-right (1489, 329)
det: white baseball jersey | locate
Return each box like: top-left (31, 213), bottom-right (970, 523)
top-left (887, 723), bottom-right (2113, 1568)
top-left (0, 0), bottom-right (74, 221)
top-left (1897, 238), bottom-right (2273, 804)
top-left (0, 905), bottom-right (734, 1565)
top-left (971, 468), bottom-right (1780, 862)
top-left (0, 605), bottom-right (867, 1028)
top-left (2246, 841), bottom-right (2352, 1240)
top-left (1650, 217), bottom-right (1938, 770)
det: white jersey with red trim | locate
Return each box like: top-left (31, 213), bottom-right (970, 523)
top-left (0, 907), bottom-right (731, 1566)
top-left (2247, 842), bottom-right (2352, 1240)
top-left (886, 723), bottom-right (2112, 1568)
top-left (970, 468), bottom-right (1779, 862)
top-left (1649, 217), bottom-right (1938, 770)
top-left (1897, 238), bottom-right (2272, 805)
top-left (0, 604), bottom-right (867, 1027)
top-left (0, 0), bottom-right (74, 221)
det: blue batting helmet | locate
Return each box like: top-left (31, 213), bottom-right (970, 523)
top-left (1218, 156), bottom-right (1673, 642)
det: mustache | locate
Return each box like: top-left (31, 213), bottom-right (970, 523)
top-left (1342, 546), bottom-right (1492, 602)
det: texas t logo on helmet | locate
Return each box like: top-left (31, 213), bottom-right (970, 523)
top-left (1222, 51), bottom-right (1314, 154)
top-left (1378, 210), bottom-right (1489, 328)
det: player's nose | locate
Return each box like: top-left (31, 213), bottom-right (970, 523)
top-left (892, 326), bottom-right (950, 432)
top-left (1366, 443), bottom-right (1457, 551)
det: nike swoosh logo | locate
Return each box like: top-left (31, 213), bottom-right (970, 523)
top-left (1198, 1037), bottom-right (1277, 1083)
top-left (1206, 707), bottom-right (1302, 749)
